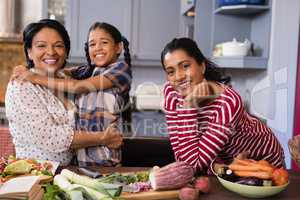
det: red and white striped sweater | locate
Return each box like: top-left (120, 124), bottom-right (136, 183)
top-left (163, 83), bottom-right (284, 171)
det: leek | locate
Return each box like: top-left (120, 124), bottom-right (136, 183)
top-left (53, 174), bottom-right (84, 200)
top-left (54, 174), bottom-right (115, 200)
top-left (72, 184), bottom-right (114, 200)
top-left (61, 169), bottom-right (122, 197)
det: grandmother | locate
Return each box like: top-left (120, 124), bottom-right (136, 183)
top-left (5, 19), bottom-right (122, 166)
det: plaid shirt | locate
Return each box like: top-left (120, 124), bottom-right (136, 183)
top-left (73, 61), bottom-right (131, 166)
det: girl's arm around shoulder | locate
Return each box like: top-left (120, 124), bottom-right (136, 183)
top-left (12, 65), bottom-right (114, 94)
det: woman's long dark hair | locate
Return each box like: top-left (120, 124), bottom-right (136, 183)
top-left (161, 37), bottom-right (230, 84)
top-left (23, 19), bottom-right (70, 69)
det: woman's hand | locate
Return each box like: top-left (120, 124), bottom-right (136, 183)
top-left (236, 151), bottom-right (250, 159)
top-left (10, 65), bottom-right (32, 82)
top-left (102, 124), bottom-right (123, 149)
top-left (183, 80), bottom-right (217, 108)
top-left (288, 135), bottom-right (300, 166)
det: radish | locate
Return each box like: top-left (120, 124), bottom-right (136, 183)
top-left (194, 176), bottom-right (211, 193)
top-left (179, 187), bottom-right (199, 200)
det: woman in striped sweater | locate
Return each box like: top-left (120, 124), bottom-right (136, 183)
top-left (161, 37), bottom-right (284, 173)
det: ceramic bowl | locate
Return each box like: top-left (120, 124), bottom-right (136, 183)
top-left (221, 42), bottom-right (249, 56)
top-left (210, 160), bottom-right (289, 198)
top-left (216, 175), bottom-right (289, 198)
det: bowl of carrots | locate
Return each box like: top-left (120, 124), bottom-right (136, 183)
top-left (211, 158), bottom-right (289, 198)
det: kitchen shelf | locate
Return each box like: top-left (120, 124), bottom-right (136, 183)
top-left (181, 0), bottom-right (195, 15)
top-left (194, 0), bottom-right (272, 69)
top-left (212, 56), bottom-right (268, 69)
top-left (214, 5), bottom-right (270, 15)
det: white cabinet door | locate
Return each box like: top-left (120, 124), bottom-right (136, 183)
top-left (65, 0), bottom-right (180, 65)
top-left (131, 0), bottom-right (180, 62)
top-left (65, 0), bottom-right (132, 63)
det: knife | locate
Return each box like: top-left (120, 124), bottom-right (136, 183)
top-left (78, 167), bottom-right (102, 179)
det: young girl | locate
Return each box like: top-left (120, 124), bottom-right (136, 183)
top-left (161, 37), bottom-right (284, 173)
top-left (13, 22), bottom-right (132, 167)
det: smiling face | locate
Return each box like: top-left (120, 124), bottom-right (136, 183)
top-left (163, 49), bottom-right (205, 96)
top-left (27, 27), bottom-right (67, 75)
top-left (88, 28), bottom-right (122, 67)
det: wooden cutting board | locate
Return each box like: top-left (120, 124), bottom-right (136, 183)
top-left (3, 174), bottom-right (53, 184)
top-left (121, 189), bottom-right (179, 200)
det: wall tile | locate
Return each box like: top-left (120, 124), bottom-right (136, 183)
top-left (0, 40), bottom-right (25, 103)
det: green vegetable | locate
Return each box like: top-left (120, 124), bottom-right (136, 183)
top-left (42, 183), bottom-right (66, 200)
top-left (98, 171), bottom-right (149, 185)
top-left (54, 174), bottom-right (85, 200)
top-left (72, 184), bottom-right (114, 200)
top-left (41, 169), bottom-right (53, 176)
top-left (61, 169), bottom-right (122, 197)
top-left (4, 160), bottom-right (32, 175)
top-left (136, 171), bottom-right (149, 182)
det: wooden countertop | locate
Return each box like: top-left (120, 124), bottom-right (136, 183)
top-left (64, 166), bottom-right (300, 200)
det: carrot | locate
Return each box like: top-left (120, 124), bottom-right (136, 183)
top-left (229, 163), bottom-right (274, 174)
top-left (257, 160), bottom-right (275, 168)
top-left (229, 164), bottom-right (271, 173)
top-left (234, 170), bottom-right (272, 179)
top-left (233, 158), bottom-right (257, 166)
top-left (229, 163), bottom-right (258, 171)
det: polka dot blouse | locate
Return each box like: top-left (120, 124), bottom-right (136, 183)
top-left (5, 81), bottom-right (75, 166)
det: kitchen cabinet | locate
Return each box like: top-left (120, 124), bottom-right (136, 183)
top-left (65, 0), bottom-right (133, 63)
top-left (180, 0), bottom-right (195, 16)
top-left (194, 0), bottom-right (272, 68)
top-left (65, 0), bottom-right (181, 65)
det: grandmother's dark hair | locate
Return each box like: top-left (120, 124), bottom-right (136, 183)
top-left (23, 19), bottom-right (70, 69)
top-left (161, 37), bottom-right (230, 84)
top-left (84, 22), bottom-right (131, 71)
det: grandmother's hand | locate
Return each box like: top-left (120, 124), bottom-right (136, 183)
top-left (10, 65), bottom-right (32, 82)
top-left (102, 123), bottom-right (123, 149)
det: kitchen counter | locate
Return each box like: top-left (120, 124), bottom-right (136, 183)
top-left (65, 166), bottom-right (300, 199)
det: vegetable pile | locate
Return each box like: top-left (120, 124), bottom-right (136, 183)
top-left (96, 171), bottom-right (151, 193)
top-left (0, 155), bottom-right (53, 183)
top-left (53, 169), bottom-right (123, 200)
top-left (48, 162), bottom-right (211, 200)
top-left (216, 158), bottom-right (289, 186)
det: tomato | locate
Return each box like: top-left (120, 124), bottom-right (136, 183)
top-left (0, 164), bottom-right (5, 173)
top-left (26, 159), bottom-right (38, 164)
top-left (33, 163), bottom-right (42, 171)
top-left (272, 167), bottom-right (289, 186)
top-left (43, 162), bottom-right (53, 170)
top-left (0, 157), bottom-right (6, 165)
top-left (0, 177), bottom-right (7, 183)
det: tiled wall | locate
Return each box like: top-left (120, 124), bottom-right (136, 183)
top-left (0, 127), bottom-right (15, 158)
top-left (0, 39), bottom-right (25, 103)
